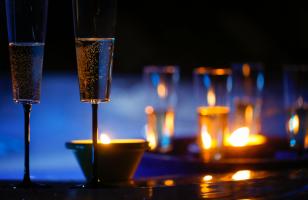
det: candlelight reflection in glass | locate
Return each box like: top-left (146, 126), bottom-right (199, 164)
top-left (144, 66), bottom-right (179, 153)
top-left (231, 63), bottom-right (264, 136)
top-left (284, 65), bottom-right (308, 153)
top-left (194, 67), bottom-right (231, 161)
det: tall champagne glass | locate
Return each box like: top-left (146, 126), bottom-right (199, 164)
top-left (5, 0), bottom-right (48, 187)
top-left (72, 0), bottom-right (117, 186)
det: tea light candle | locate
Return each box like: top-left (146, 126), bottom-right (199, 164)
top-left (224, 127), bottom-right (266, 147)
top-left (66, 134), bottom-right (148, 183)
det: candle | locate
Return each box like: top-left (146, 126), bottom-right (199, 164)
top-left (197, 106), bottom-right (230, 161)
top-left (225, 127), bottom-right (266, 147)
top-left (66, 134), bottom-right (148, 183)
top-left (145, 106), bottom-right (175, 152)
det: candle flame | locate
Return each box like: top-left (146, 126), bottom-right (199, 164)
top-left (163, 109), bottom-right (174, 137)
top-left (201, 125), bottom-right (212, 149)
top-left (228, 127), bottom-right (250, 147)
top-left (100, 133), bottom-right (111, 144)
top-left (242, 64), bottom-right (251, 77)
top-left (244, 105), bottom-right (254, 124)
top-left (207, 88), bottom-right (216, 106)
top-left (232, 170), bottom-right (251, 181)
top-left (157, 83), bottom-right (168, 98)
top-left (226, 127), bottom-right (266, 147)
top-left (145, 106), bottom-right (158, 150)
top-left (164, 179), bottom-right (175, 186)
top-left (288, 114), bottom-right (299, 135)
top-left (203, 175), bottom-right (213, 181)
top-left (146, 127), bottom-right (157, 150)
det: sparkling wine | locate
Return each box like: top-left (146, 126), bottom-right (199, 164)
top-left (76, 38), bottom-right (115, 103)
top-left (197, 106), bottom-right (229, 161)
top-left (9, 43), bottom-right (44, 104)
top-left (145, 106), bottom-right (174, 152)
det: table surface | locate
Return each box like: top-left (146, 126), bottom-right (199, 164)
top-left (1, 168), bottom-right (308, 199)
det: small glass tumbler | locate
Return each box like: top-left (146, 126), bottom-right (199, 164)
top-left (230, 63), bottom-right (265, 135)
top-left (194, 67), bottom-right (231, 161)
top-left (284, 65), bottom-right (308, 153)
top-left (143, 66), bottom-right (179, 153)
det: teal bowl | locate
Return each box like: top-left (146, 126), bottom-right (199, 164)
top-left (66, 139), bottom-right (148, 183)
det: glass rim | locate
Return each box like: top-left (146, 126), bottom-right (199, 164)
top-left (194, 67), bottom-right (231, 75)
top-left (231, 63), bottom-right (264, 71)
top-left (143, 65), bottom-right (179, 74)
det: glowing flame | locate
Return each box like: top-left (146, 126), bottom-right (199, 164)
top-left (203, 175), bottom-right (213, 181)
top-left (146, 126), bottom-right (157, 150)
top-left (145, 106), bottom-right (157, 150)
top-left (226, 127), bottom-right (266, 147)
top-left (228, 127), bottom-right (250, 147)
top-left (157, 83), bottom-right (168, 98)
top-left (164, 179), bottom-right (175, 186)
top-left (100, 133), bottom-right (111, 144)
top-left (232, 170), bottom-right (251, 181)
top-left (207, 88), bottom-right (216, 106)
top-left (163, 109), bottom-right (174, 137)
top-left (242, 64), bottom-right (251, 77)
top-left (288, 114), bottom-right (299, 135)
top-left (244, 105), bottom-right (254, 124)
top-left (305, 132), bottom-right (308, 149)
top-left (201, 125), bottom-right (212, 149)
top-left (145, 106), bottom-right (154, 114)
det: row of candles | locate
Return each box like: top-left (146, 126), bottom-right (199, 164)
top-left (142, 63), bottom-right (307, 160)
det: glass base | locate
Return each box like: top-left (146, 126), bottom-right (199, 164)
top-left (2, 180), bottom-right (49, 189)
top-left (13, 99), bottom-right (40, 104)
top-left (72, 180), bottom-right (136, 189)
top-left (80, 98), bottom-right (110, 104)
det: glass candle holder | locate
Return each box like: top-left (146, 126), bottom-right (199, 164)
top-left (284, 65), bottom-right (308, 153)
top-left (143, 66), bottom-right (179, 153)
top-left (230, 63), bottom-right (265, 135)
top-left (194, 67), bottom-right (231, 161)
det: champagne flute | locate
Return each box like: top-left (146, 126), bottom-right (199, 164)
top-left (72, 0), bottom-right (117, 186)
top-left (5, 0), bottom-right (48, 187)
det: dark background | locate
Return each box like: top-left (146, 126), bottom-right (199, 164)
top-left (1, 1), bottom-right (308, 76)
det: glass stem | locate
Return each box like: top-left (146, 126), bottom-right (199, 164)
top-left (23, 103), bottom-right (32, 184)
top-left (91, 103), bottom-right (99, 184)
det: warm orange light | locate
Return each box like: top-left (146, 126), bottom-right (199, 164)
top-left (227, 127), bottom-right (250, 147)
top-left (244, 105), bottom-right (254, 124)
top-left (232, 170), bottom-right (251, 181)
top-left (207, 88), bottom-right (216, 106)
top-left (202, 175), bottom-right (213, 181)
top-left (145, 106), bottom-right (154, 114)
top-left (164, 179), bottom-right (175, 186)
top-left (242, 64), bottom-right (251, 77)
top-left (100, 133), bottom-right (111, 144)
top-left (288, 114), bottom-right (299, 134)
top-left (163, 109), bottom-right (174, 137)
top-left (226, 127), bottom-right (266, 147)
top-left (201, 125), bottom-right (212, 149)
top-left (145, 106), bottom-right (157, 150)
top-left (305, 131), bottom-right (308, 149)
top-left (145, 125), bottom-right (157, 150)
top-left (157, 83), bottom-right (168, 98)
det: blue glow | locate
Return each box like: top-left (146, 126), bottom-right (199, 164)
top-left (257, 73), bottom-right (265, 91)
top-left (151, 73), bottom-right (160, 87)
top-left (290, 139), bottom-right (296, 147)
top-left (203, 75), bottom-right (211, 88)
top-left (161, 136), bottom-right (171, 148)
